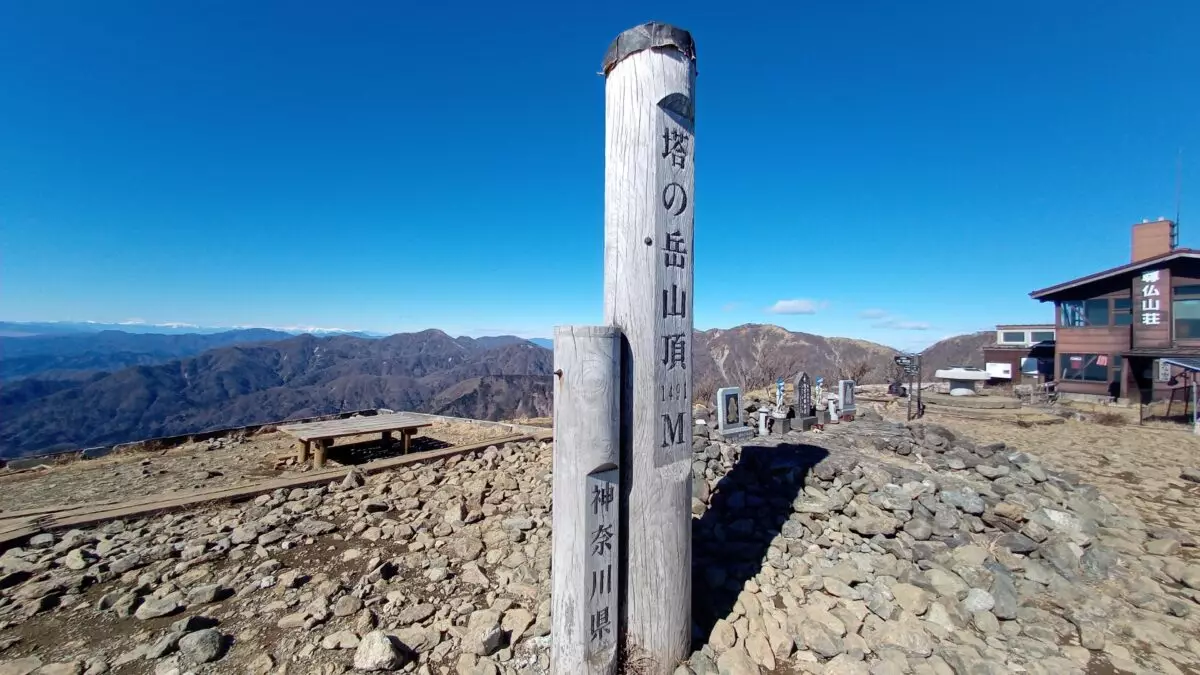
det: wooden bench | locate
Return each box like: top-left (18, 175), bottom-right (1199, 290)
top-left (278, 413), bottom-right (433, 469)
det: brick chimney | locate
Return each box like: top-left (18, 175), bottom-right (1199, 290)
top-left (1132, 218), bottom-right (1177, 262)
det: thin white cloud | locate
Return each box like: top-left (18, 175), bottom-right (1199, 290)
top-left (721, 302), bottom-right (740, 312)
top-left (230, 324), bottom-right (361, 334)
top-left (873, 318), bottom-right (931, 331)
top-left (861, 309), bottom-right (930, 330)
top-left (463, 327), bottom-right (549, 339)
top-left (767, 299), bottom-right (826, 315)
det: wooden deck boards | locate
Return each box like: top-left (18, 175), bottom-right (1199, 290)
top-left (278, 413), bottom-right (433, 442)
top-left (0, 433), bottom-right (537, 548)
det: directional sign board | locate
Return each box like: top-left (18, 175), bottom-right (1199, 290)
top-left (894, 355), bottom-right (915, 367)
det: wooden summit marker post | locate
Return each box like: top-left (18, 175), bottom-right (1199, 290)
top-left (602, 22), bottom-right (696, 673)
top-left (551, 326), bottom-right (622, 675)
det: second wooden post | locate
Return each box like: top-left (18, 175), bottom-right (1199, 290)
top-left (551, 325), bottom-right (622, 674)
top-left (602, 21), bottom-right (697, 673)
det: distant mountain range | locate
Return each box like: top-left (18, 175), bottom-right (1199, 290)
top-left (0, 323), bottom-right (988, 457)
top-left (0, 320), bottom-right (386, 339)
top-left (0, 329), bottom-right (294, 380)
top-left (0, 330), bottom-right (551, 457)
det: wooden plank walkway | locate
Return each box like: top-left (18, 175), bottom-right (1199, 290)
top-left (0, 432), bottom-right (540, 548)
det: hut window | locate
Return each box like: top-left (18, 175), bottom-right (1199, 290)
top-left (1174, 299), bottom-right (1200, 339)
top-left (1059, 353), bottom-right (1109, 382)
top-left (1060, 300), bottom-right (1110, 327)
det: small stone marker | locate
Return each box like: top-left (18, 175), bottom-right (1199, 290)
top-left (716, 387), bottom-right (752, 441)
top-left (839, 379), bottom-right (857, 419)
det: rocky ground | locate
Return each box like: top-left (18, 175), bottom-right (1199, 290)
top-left (890, 407), bottom-right (1200, 545)
top-left (0, 422), bottom-right (514, 513)
top-left (1, 410), bottom-right (1199, 674)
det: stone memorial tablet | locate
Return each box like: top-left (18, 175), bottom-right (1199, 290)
top-left (839, 379), bottom-right (857, 417)
top-left (794, 372), bottom-right (812, 416)
top-left (716, 386), bottom-right (751, 440)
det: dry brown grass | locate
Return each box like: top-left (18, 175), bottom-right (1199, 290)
top-left (1091, 411), bottom-right (1127, 426)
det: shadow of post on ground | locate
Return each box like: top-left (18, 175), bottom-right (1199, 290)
top-left (691, 441), bottom-right (829, 650)
top-left (327, 437), bottom-right (452, 465)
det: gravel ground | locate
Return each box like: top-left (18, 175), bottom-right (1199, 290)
top-left (0, 421), bottom-right (515, 514)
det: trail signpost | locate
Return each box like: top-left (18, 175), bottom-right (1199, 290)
top-left (895, 354), bottom-right (922, 420)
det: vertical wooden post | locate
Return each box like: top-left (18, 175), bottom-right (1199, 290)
top-left (917, 355), bottom-right (924, 417)
top-left (551, 325), bottom-right (622, 675)
top-left (602, 21), bottom-right (696, 673)
top-left (907, 371), bottom-right (914, 421)
top-left (298, 440), bottom-right (310, 465)
top-left (312, 439), bottom-right (327, 469)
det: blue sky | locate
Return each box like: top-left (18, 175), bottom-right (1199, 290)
top-left (2, 1), bottom-right (1197, 351)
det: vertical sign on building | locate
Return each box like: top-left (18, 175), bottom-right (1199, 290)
top-left (1134, 268), bottom-right (1172, 348)
top-left (1158, 360), bottom-right (1173, 382)
top-left (1141, 271), bottom-right (1163, 325)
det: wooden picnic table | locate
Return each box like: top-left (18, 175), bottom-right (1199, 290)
top-left (278, 412), bottom-right (433, 469)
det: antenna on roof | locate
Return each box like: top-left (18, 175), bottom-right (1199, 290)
top-left (1174, 147), bottom-right (1183, 249)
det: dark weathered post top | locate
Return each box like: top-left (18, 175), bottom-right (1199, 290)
top-left (602, 21), bottom-right (697, 76)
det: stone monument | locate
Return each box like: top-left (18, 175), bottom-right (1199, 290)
top-left (825, 389), bottom-right (840, 424)
top-left (793, 371), bottom-right (817, 431)
top-left (716, 386), bottom-right (752, 441)
top-left (838, 379), bottom-right (857, 420)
